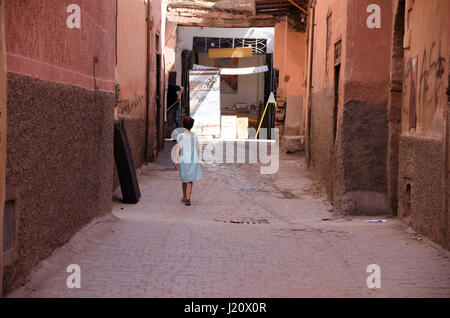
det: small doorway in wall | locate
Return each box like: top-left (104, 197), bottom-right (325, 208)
top-left (333, 63), bottom-right (340, 146)
top-left (331, 40), bottom-right (342, 202)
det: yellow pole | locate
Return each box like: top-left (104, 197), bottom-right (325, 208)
top-left (255, 101), bottom-right (277, 139)
top-left (255, 101), bottom-right (270, 139)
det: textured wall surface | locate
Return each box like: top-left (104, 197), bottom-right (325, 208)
top-left (5, 0), bottom-right (116, 93)
top-left (336, 99), bottom-right (388, 215)
top-left (307, 0), bottom-right (392, 215)
top-left (393, 0), bottom-right (449, 249)
top-left (3, 0), bottom-right (117, 293)
top-left (4, 73), bottom-right (114, 293)
top-left (309, 88), bottom-right (335, 200)
top-left (306, 0), bottom-right (346, 202)
top-left (0, 0), bottom-right (7, 297)
top-left (398, 135), bottom-right (444, 245)
top-left (401, 0), bottom-right (448, 138)
top-left (115, 0), bottom-right (149, 174)
top-left (386, 0), bottom-right (405, 217)
top-left (146, 0), bottom-right (164, 161)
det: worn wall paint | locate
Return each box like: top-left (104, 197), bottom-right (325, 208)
top-left (164, 20), bottom-right (177, 75)
top-left (285, 30), bottom-right (306, 136)
top-left (447, 0), bottom-right (450, 249)
top-left (115, 0), bottom-right (148, 171)
top-left (335, 0), bottom-right (392, 215)
top-left (3, 1), bottom-right (116, 293)
top-left (307, 0), bottom-right (392, 215)
top-left (274, 19), bottom-right (307, 136)
top-left (345, 0), bottom-right (392, 103)
top-left (146, 0), bottom-right (164, 161)
top-left (274, 19), bottom-right (288, 98)
top-left (402, 0), bottom-right (448, 138)
top-left (386, 0), bottom-right (406, 217)
top-left (0, 0), bottom-right (6, 297)
top-left (5, 0), bottom-right (116, 93)
top-left (307, 0), bottom-right (347, 201)
top-left (396, 0), bottom-right (450, 248)
top-left (116, 0), bottom-right (147, 118)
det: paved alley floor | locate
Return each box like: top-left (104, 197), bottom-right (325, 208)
top-left (9, 142), bottom-right (450, 298)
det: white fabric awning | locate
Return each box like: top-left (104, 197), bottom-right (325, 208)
top-left (192, 64), bottom-right (269, 75)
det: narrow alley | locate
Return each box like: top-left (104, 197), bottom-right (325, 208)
top-left (1, 0), bottom-right (449, 301)
top-left (8, 143), bottom-right (450, 298)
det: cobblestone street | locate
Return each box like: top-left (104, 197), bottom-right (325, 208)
top-left (8, 143), bottom-right (450, 298)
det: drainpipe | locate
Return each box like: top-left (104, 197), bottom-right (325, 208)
top-left (0, 0), bottom-right (6, 297)
top-left (305, 0), bottom-right (316, 167)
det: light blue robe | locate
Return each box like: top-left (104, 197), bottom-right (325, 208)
top-left (177, 133), bottom-right (202, 183)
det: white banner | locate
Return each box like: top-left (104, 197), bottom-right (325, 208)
top-left (189, 70), bottom-right (221, 137)
top-left (220, 65), bottom-right (269, 75)
top-left (192, 64), bottom-right (269, 75)
top-left (192, 64), bottom-right (219, 71)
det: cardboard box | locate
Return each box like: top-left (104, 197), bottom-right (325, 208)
top-left (221, 115), bottom-right (237, 140)
top-left (237, 118), bottom-right (249, 140)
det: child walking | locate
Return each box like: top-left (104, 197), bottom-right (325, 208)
top-left (174, 117), bottom-right (202, 206)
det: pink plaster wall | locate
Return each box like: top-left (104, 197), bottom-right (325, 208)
top-left (116, 0), bottom-right (147, 117)
top-left (5, 0), bottom-right (116, 93)
top-left (274, 19), bottom-right (307, 135)
top-left (146, 0), bottom-right (165, 160)
top-left (345, 0), bottom-right (393, 104)
top-left (164, 20), bottom-right (177, 75)
top-left (310, 0), bottom-right (347, 94)
top-left (401, 0), bottom-right (449, 138)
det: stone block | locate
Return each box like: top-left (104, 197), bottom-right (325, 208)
top-left (281, 135), bottom-right (304, 153)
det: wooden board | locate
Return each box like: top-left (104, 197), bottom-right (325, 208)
top-left (114, 121), bottom-right (141, 204)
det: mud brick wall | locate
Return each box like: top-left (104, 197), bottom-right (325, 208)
top-left (4, 73), bottom-right (114, 293)
top-left (398, 135), bottom-right (444, 246)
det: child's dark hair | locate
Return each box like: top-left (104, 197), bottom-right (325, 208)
top-left (183, 117), bottom-right (195, 130)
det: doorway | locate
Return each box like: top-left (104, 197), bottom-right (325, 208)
top-left (330, 61), bottom-right (341, 202)
top-left (333, 63), bottom-right (340, 146)
top-left (387, 0), bottom-right (406, 216)
top-left (156, 53), bottom-right (162, 151)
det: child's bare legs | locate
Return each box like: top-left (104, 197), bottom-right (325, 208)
top-left (181, 183), bottom-right (188, 202)
top-left (186, 182), bottom-right (193, 201)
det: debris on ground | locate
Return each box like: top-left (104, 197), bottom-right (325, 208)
top-left (228, 218), bottom-right (269, 225)
top-left (366, 219), bottom-right (387, 223)
top-left (322, 217), bottom-right (352, 222)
